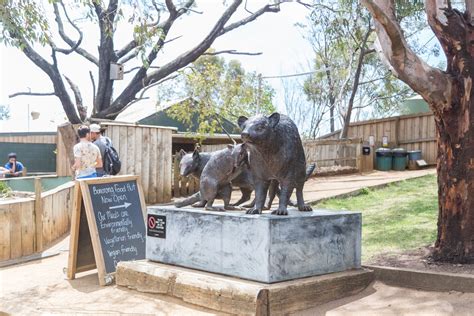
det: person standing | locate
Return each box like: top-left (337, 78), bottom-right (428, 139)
top-left (89, 123), bottom-right (112, 176)
top-left (4, 153), bottom-right (25, 177)
top-left (72, 125), bottom-right (102, 179)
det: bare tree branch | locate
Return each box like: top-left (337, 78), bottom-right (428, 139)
top-left (203, 50), bottom-right (262, 56)
top-left (105, 74), bottom-right (180, 118)
top-left (124, 66), bottom-right (160, 74)
top-left (64, 75), bottom-right (87, 121)
top-left (220, 2), bottom-right (280, 36)
top-left (53, 1), bottom-right (99, 65)
top-left (116, 40), bottom-right (138, 59)
top-left (116, 1), bottom-right (194, 59)
top-left (99, 0), bottom-right (282, 118)
top-left (9, 91), bottom-right (55, 98)
top-left (89, 71), bottom-right (96, 113)
top-left (5, 28), bottom-right (81, 123)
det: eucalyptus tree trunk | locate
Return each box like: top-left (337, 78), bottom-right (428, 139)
top-left (363, 0), bottom-right (474, 263)
top-left (432, 53), bottom-right (474, 262)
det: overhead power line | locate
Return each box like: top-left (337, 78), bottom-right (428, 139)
top-left (262, 68), bottom-right (329, 79)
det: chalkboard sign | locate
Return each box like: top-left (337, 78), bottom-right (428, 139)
top-left (67, 175), bottom-right (147, 286)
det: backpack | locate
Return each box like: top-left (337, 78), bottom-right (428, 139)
top-left (103, 138), bottom-right (121, 175)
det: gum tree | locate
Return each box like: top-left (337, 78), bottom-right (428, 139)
top-left (165, 53), bottom-right (275, 134)
top-left (0, 0), bottom-right (283, 124)
top-left (362, 0), bottom-right (473, 263)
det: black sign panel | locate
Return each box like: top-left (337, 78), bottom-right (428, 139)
top-left (88, 180), bottom-right (146, 274)
top-left (147, 214), bottom-right (166, 238)
top-left (363, 146), bottom-right (371, 155)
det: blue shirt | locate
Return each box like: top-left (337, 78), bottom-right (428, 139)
top-left (5, 161), bottom-right (24, 172)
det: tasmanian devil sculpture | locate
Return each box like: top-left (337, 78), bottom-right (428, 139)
top-left (174, 148), bottom-right (254, 208)
top-left (238, 113), bottom-right (312, 215)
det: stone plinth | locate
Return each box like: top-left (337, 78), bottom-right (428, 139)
top-left (146, 206), bottom-right (361, 283)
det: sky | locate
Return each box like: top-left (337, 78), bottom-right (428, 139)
top-left (0, 0), bottom-right (314, 132)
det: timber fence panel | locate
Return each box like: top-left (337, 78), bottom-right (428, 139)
top-left (318, 112), bottom-right (437, 164)
top-left (0, 182), bottom-right (74, 262)
top-left (101, 123), bottom-right (175, 204)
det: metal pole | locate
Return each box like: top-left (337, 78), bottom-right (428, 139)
top-left (256, 73), bottom-right (262, 114)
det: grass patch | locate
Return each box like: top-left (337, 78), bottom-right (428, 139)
top-left (0, 181), bottom-right (12, 198)
top-left (315, 174), bottom-right (438, 263)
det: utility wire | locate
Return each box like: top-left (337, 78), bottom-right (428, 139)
top-left (262, 68), bottom-right (329, 79)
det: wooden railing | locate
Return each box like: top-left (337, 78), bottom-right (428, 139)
top-left (319, 112), bottom-right (437, 164)
top-left (304, 138), bottom-right (368, 171)
top-left (0, 180), bottom-right (75, 262)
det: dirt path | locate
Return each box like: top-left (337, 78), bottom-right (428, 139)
top-left (223, 167), bottom-right (436, 206)
top-left (0, 242), bottom-right (222, 315)
top-left (2, 245), bottom-right (473, 315)
top-left (302, 167), bottom-right (436, 204)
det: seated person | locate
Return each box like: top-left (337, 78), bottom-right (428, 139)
top-left (4, 153), bottom-right (25, 177)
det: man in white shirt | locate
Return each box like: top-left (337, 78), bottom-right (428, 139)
top-left (72, 125), bottom-right (102, 179)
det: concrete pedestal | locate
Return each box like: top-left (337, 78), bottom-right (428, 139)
top-left (146, 206), bottom-right (361, 283)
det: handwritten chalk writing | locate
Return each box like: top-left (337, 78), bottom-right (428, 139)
top-left (121, 245), bottom-right (138, 256)
top-left (107, 249), bottom-right (121, 258)
top-left (126, 183), bottom-right (136, 192)
top-left (114, 184), bottom-right (127, 193)
top-left (92, 185), bottom-right (114, 195)
top-left (127, 231), bottom-right (144, 243)
top-left (88, 180), bottom-right (146, 274)
top-left (113, 194), bottom-right (127, 203)
top-left (111, 226), bottom-right (129, 234)
top-left (104, 235), bottom-right (127, 247)
top-left (106, 210), bottom-right (120, 220)
top-left (100, 218), bottom-right (133, 230)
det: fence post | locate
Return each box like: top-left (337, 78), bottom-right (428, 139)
top-left (173, 154), bottom-right (181, 198)
top-left (355, 141), bottom-right (362, 172)
top-left (34, 177), bottom-right (43, 252)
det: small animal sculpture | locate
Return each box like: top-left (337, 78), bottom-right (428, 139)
top-left (238, 112), bottom-right (312, 215)
top-left (232, 146), bottom-right (316, 209)
top-left (174, 148), bottom-right (253, 208)
top-left (174, 149), bottom-right (211, 208)
top-left (199, 144), bottom-right (246, 211)
top-left (266, 163), bottom-right (316, 208)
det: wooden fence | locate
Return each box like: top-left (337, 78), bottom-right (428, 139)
top-left (56, 122), bottom-right (176, 204)
top-left (172, 137), bottom-right (373, 198)
top-left (0, 132), bottom-right (56, 144)
top-left (320, 112), bottom-right (437, 164)
top-left (303, 138), bottom-right (373, 173)
top-left (0, 180), bottom-right (74, 262)
top-left (102, 123), bottom-right (174, 204)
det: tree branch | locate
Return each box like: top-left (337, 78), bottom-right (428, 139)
top-left (124, 66), bottom-right (160, 75)
top-left (361, 0), bottom-right (452, 111)
top-left (105, 74), bottom-right (180, 118)
top-left (116, 1), bottom-right (194, 59)
top-left (9, 91), bottom-right (55, 98)
top-left (219, 2), bottom-right (280, 36)
top-left (99, 0), bottom-right (282, 119)
top-left (64, 75), bottom-right (87, 121)
top-left (6, 30), bottom-right (81, 123)
top-left (116, 40), bottom-right (138, 60)
top-left (53, 1), bottom-right (99, 65)
top-left (89, 71), bottom-right (96, 113)
top-left (203, 50), bottom-right (262, 56)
